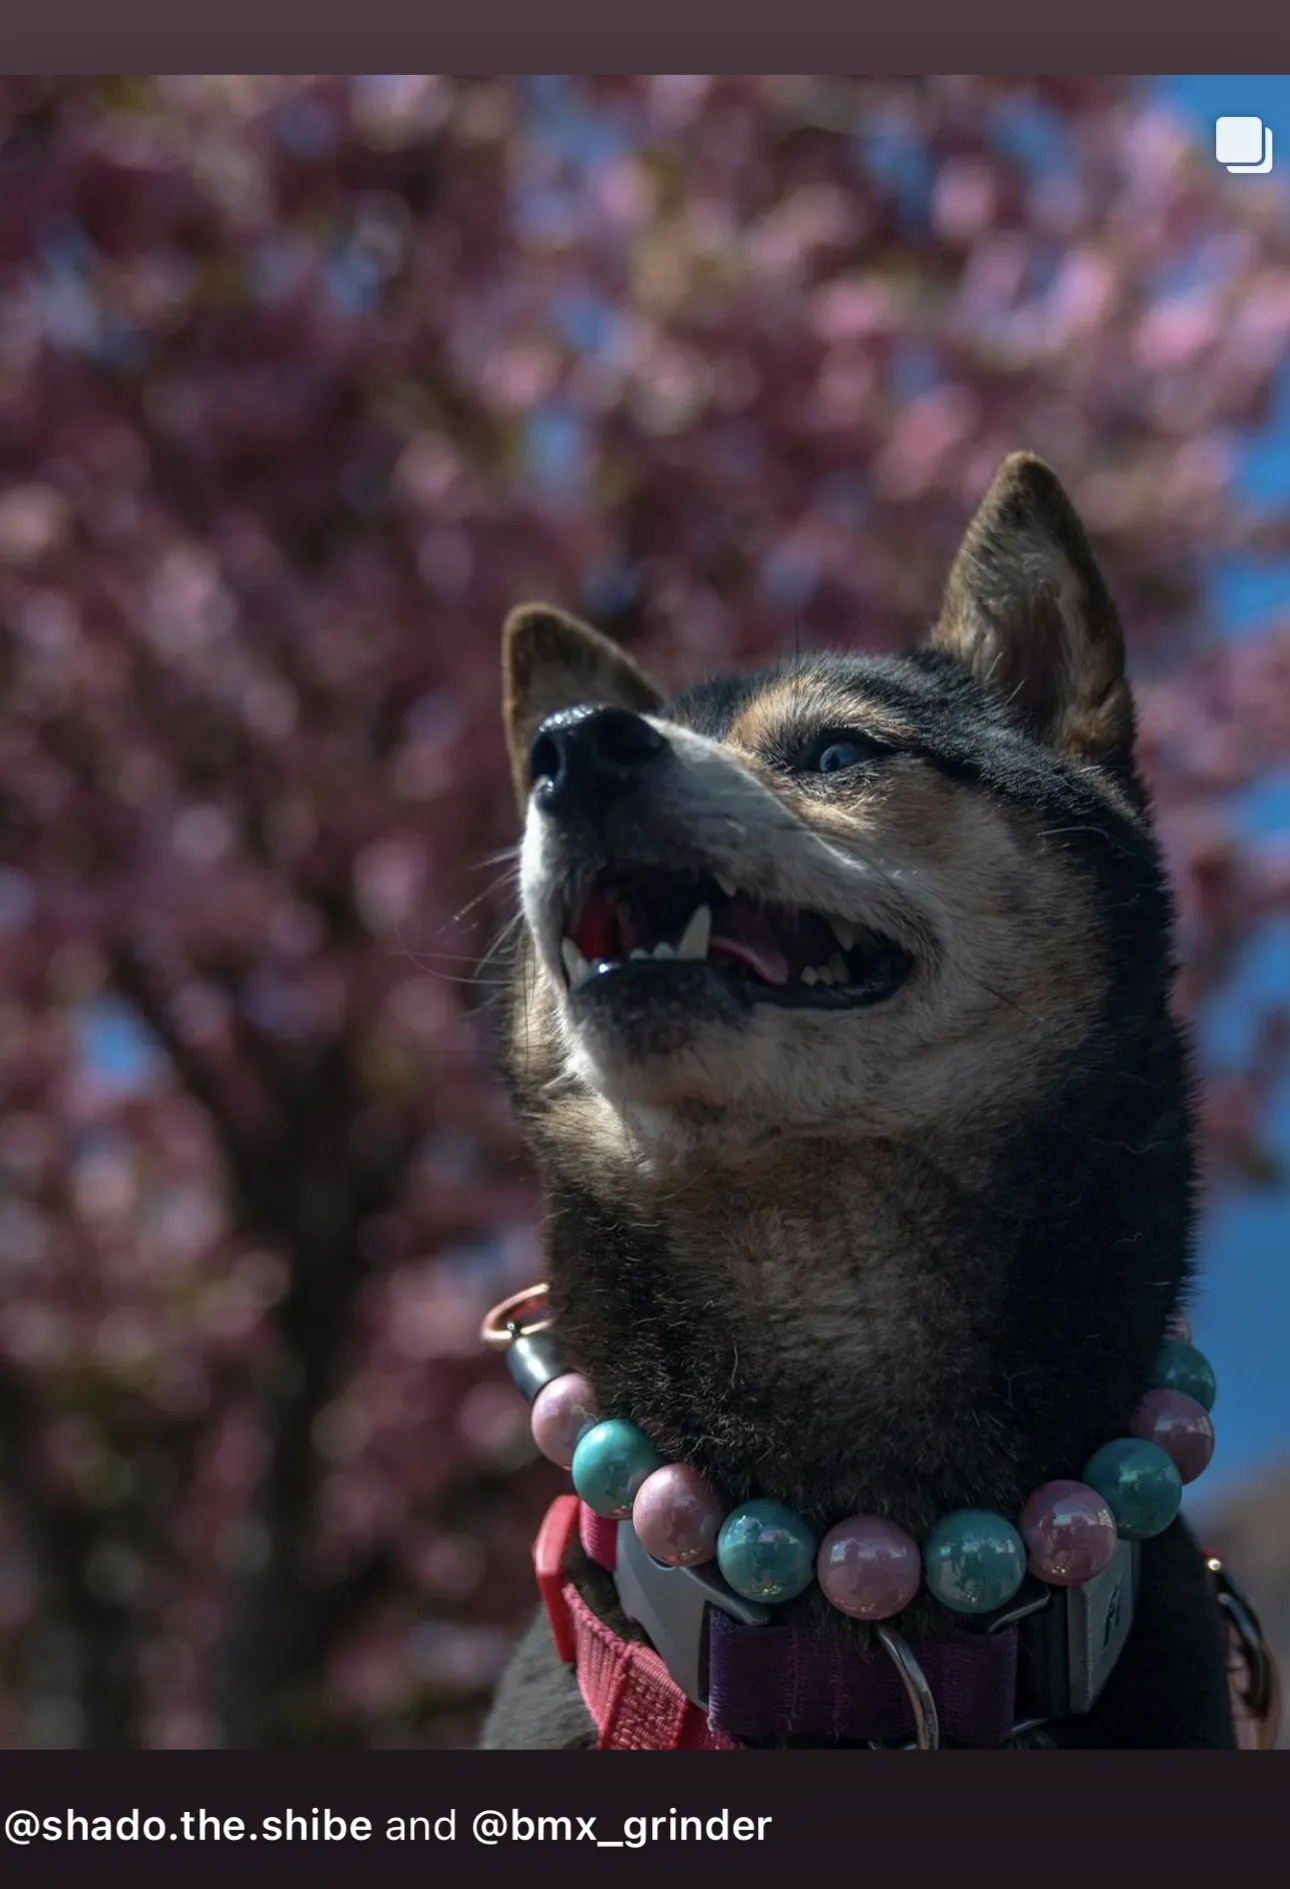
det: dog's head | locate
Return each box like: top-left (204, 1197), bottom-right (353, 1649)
top-left (497, 453), bottom-right (1194, 1525)
top-left (502, 454), bottom-right (1171, 1170)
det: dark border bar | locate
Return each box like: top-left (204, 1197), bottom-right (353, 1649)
top-left (0, 1749), bottom-right (1287, 1885)
top-left (2, 0), bottom-right (1290, 73)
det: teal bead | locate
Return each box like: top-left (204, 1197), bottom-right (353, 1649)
top-left (1083, 1437), bottom-right (1182, 1541)
top-left (570, 1419), bottom-right (664, 1519)
top-left (1149, 1339), bottom-right (1217, 1413)
top-left (716, 1499), bottom-right (817, 1604)
top-left (922, 1509), bottom-right (1027, 1615)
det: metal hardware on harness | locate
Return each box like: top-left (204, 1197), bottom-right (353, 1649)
top-left (1207, 1555), bottom-right (1282, 1748)
top-left (613, 1518), bottom-right (770, 1711)
top-left (874, 1626), bottom-right (941, 1750)
top-left (479, 1282), bottom-right (552, 1350)
top-left (872, 1575), bottom-right (1061, 1749)
top-left (505, 1330), bottom-right (567, 1401)
top-left (479, 1283), bottom-right (567, 1399)
top-left (984, 1573), bottom-right (1054, 1638)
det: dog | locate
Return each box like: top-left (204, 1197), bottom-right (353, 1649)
top-left (480, 453), bottom-right (1253, 1749)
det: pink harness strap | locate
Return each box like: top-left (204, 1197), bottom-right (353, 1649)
top-left (536, 1493), bottom-right (740, 1750)
top-left (579, 1500), bottom-right (619, 1570)
top-left (565, 1581), bottom-right (741, 1749)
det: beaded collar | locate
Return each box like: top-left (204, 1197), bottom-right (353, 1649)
top-left (482, 1285), bottom-right (1218, 1745)
top-left (486, 1285), bottom-right (1214, 1618)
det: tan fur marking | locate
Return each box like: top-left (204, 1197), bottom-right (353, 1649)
top-left (728, 674), bottom-right (916, 760)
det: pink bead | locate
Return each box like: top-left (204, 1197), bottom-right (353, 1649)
top-left (1019, 1480), bottom-right (1118, 1586)
top-left (1165, 1309), bottom-right (1192, 1344)
top-left (816, 1516), bottom-right (922, 1621)
top-left (530, 1373), bottom-right (598, 1469)
top-left (631, 1464), bottom-right (724, 1567)
top-left (1130, 1388), bottom-right (1215, 1485)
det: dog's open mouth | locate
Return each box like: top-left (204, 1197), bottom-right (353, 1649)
top-left (559, 868), bottom-right (911, 1009)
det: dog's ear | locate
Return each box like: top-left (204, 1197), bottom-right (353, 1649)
top-left (502, 604), bottom-right (664, 807)
top-left (929, 453), bottom-right (1133, 770)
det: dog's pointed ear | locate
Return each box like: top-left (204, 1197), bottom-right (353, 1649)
top-left (502, 604), bottom-right (664, 807)
top-left (928, 454), bottom-right (1134, 770)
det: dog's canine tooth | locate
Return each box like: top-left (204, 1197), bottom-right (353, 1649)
top-left (652, 940), bottom-right (675, 959)
top-left (830, 916), bottom-right (855, 952)
top-left (829, 953), bottom-right (849, 984)
top-left (714, 872), bottom-right (737, 898)
top-left (561, 938), bottom-right (590, 985)
top-left (677, 903), bottom-right (712, 960)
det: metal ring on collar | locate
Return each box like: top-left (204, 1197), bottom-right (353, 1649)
top-left (875, 1624), bottom-right (941, 1750)
top-left (480, 1281), bottom-right (553, 1349)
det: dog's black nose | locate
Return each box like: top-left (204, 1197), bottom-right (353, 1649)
top-left (529, 706), bottom-right (667, 813)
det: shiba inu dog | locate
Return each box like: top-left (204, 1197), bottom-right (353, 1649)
top-left (481, 454), bottom-right (1249, 1749)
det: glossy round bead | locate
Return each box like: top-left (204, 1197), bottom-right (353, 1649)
top-left (1018, 1480), bottom-right (1118, 1587)
top-left (530, 1373), bottom-right (598, 1469)
top-left (632, 1464), bottom-right (725, 1567)
top-left (1130, 1389), bottom-right (1215, 1486)
top-left (716, 1499), bottom-right (817, 1604)
top-left (922, 1509), bottom-right (1026, 1615)
top-left (1083, 1437), bottom-right (1182, 1540)
top-left (1149, 1339), bottom-right (1216, 1413)
top-left (571, 1419), bottom-right (664, 1519)
top-left (1164, 1309), bottom-right (1192, 1344)
top-left (816, 1516), bottom-right (922, 1620)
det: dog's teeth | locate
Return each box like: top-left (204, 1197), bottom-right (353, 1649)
top-left (830, 953), bottom-right (849, 984)
top-left (630, 948), bottom-right (649, 960)
top-left (652, 940), bottom-right (675, 959)
top-left (561, 938), bottom-right (590, 985)
top-left (801, 966), bottom-right (818, 985)
top-left (677, 903), bottom-right (712, 960)
top-left (815, 964), bottom-right (835, 985)
top-left (714, 873), bottom-right (737, 899)
top-left (830, 917), bottom-right (855, 953)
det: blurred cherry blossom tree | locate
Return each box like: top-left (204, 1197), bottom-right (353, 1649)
top-left (0, 75), bottom-right (1287, 1747)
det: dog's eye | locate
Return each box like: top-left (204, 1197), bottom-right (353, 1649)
top-left (813, 735), bottom-right (884, 774)
top-left (818, 742), bottom-right (866, 773)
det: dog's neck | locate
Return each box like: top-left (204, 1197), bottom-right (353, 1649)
top-left (539, 1062), bottom-right (1193, 1550)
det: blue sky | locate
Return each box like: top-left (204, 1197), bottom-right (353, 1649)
top-left (1157, 76), bottom-right (1290, 1505)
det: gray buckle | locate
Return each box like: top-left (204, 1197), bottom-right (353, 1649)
top-left (1002, 1536), bottom-right (1139, 1724)
top-left (613, 1520), bottom-right (769, 1709)
top-left (948, 1537), bottom-right (1138, 1734)
top-left (1066, 1537), bottom-right (1139, 1713)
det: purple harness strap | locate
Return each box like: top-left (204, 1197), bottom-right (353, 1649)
top-left (707, 1611), bottom-right (1019, 1745)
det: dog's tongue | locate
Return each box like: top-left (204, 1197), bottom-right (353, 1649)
top-left (709, 898), bottom-right (790, 985)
